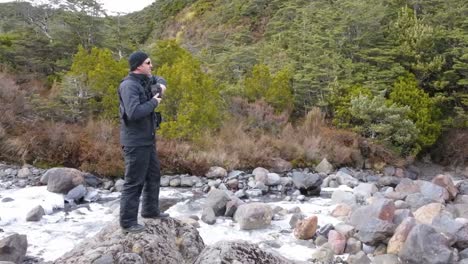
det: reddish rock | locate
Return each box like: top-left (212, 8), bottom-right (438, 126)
top-left (328, 230), bottom-right (346, 254)
top-left (432, 174), bottom-right (458, 200)
top-left (294, 216), bottom-right (318, 240)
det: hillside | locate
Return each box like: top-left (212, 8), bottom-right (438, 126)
top-left (0, 0), bottom-right (466, 175)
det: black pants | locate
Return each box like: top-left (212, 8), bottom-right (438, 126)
top-left (120, 144), bottom-right (161, 228)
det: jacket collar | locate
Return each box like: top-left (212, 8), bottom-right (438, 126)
top-left (129, 72), bottom-right (150, 82)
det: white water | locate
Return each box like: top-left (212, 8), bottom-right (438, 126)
top-left (0, 186), bottom-right (343, 262)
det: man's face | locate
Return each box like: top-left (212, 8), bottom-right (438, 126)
top-left (138, 58), bottom-right (152, 76)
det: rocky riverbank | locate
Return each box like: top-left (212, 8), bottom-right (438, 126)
top-left (1, 160), bottom-right (468, 263)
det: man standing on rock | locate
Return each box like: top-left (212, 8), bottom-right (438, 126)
top-left (118, 51), bottom-right (169, 234)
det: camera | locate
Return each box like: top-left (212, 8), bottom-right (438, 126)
top-left (150, 76), bottom-right (167, 98)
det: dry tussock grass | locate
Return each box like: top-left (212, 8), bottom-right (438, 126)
top-left (79, 120), bottom-right (124, 176)
top-left (0, 73), bottom-right (402, 175)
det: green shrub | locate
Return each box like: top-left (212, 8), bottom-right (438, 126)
top-left (155, 45), bottom-right (223, 141)
top-left (389, 74), bottom-right (442, 151)
top-left (349, 94), bottom-right (418, 155)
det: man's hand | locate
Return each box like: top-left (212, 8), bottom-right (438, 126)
top-left (153, 93), bottom-right (162, 104)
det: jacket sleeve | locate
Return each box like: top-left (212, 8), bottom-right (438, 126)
top-left (120, 81), bottom-right (158, 121)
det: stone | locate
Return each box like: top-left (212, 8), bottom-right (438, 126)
top-left (354, 218), bottom-right (396, 245)
top-left (17, 167), bottom-right (31, 179)
top-left (291, 171), bottom-right (322, 196)
top-left (65, 184), bottom-right (87, 203)
top-left (201, 207), bottom-right (216, 225)
top-left (315, 158), bottom-right (333, 174)
top-left (432, 174), bottom-right (458, 200)
top-left (372, 254), bottom-right (402, 264)
top-left (393, 209), bottom-right (413, 226)
top-left (344, 237), bottom-right (362, 254)
top-left (293, 215), bottom-right (318, 240)
top-left (331, 190), bottom-right (356, 207)
top-left (334, 223), bottom-right (355, 239)
top-left (234, 203), bottom-right (272, 230)
top-left (416, 180), bottom-right (450, 203)
top-left (54, 218), bottom-right (204, 264)
top-left (347, 251), bottom-right (371, 264)
top-left (399, 224), bottom-right (454, 264)
top-left (413, 203), bottom-right (444, 225)
top-left (0, 233), bottom-right (28, 263)
top-left (336, 171), bottom-right (359, 188)
top-left (26, 205), bottom-right (45, 222)
top-left (205, 189), bottom-right (230, 216)
top-left (194, 240), bottom-right (292, 264)
top-left (265, 173), bottom-right (281, 186)
top-left (114, 179), bottom-right (125, 192)
top-left (405, 193), bottom-right (434, 211)
top-left (252, 167), bottom-right (269, 184)
top-left (205, 166), bottom-right (227, 179)
top-left (169, 178), bottom-right (181, 187)
top-left (354, 183), bottom-right (378, 199)
top-left (331, 203), bottom-right (352, 218)
top-left (328, 230), bottom-right (346, 254)
top-left (45, 167), bottom-right (85, 194)
top-left (387, 217), bottom-right (416, 255)
top-left (289, 213), bottom-right (306, 229)
top-left (317, 223), bottom-right (334, 237)
top-left (311, 243), bottom-right (335, 264)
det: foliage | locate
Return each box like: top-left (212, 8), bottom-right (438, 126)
top-left (66, 46), bottom-right (128, 119)
top-left (330, 84), bottom-right (373, 128)
top-left (243, 64), bottom-right (294, 113)
top-left (349, 94), bottom-right (419, 155)
top-left (0, 0), bottom-right (466, 169)
top-left (153, 42), bottom-right (223, 140)
top-left (389, 74), bottom-right (442, 151)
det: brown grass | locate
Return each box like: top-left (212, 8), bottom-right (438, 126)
top-left (431, 129), bottom-right (468, 166)
top-left (0, 74), bottom-right (404, 176)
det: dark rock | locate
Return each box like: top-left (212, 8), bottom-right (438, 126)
top-left (317, 223), bottom-right (335, 237)
top-left (291, 171), bottom-right (322, 196)
top-left (83, 173), bottom-right (102, 188)
top-left (399, 224), bottom-right (454, 264)
top-left (1, 198), bottom-right (13, 203)
top-left (54, 218), bottom-right (204, 264)
top-left (65, 184), bottom-right (87, 203)
top-left (26, 206), bottom-right (45, 222)
top-left (0, 233), bottom-right (28, 263)
top-left (194, 240), bottom-right (292, 264)
top-left (354, 218), bottom-right (396, 245)
top-left (201, 207), bottom-right (216, 225)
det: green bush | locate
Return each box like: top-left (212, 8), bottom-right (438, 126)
top-left (389, 74), bottom-right (442, 152)
top-left (155, 44), bottom-right (223, 141)
top-left (349, 94), bottom-right (418, 155)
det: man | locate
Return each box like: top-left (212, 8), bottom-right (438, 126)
top-left (118, 51), bottom-right (169, 234)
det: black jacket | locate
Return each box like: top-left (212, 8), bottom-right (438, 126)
top-left (118, 73), bottom-right (158, 147)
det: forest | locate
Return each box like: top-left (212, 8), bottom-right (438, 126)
top-left (0, 0), bottom-right (466, 176)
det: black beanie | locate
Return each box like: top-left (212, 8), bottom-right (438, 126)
top-left (128, 51), bottom-right (149, 71)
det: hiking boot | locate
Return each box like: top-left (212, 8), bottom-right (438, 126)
top-left (142, 212), bottom-right (170, 219)
top-left (122, 224), bottom-right (145, 234)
